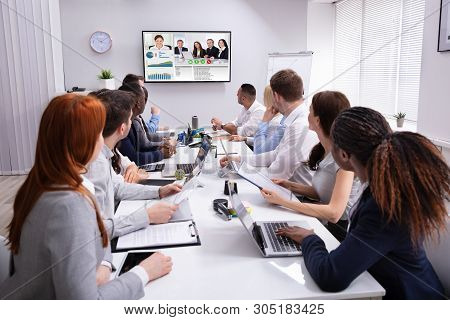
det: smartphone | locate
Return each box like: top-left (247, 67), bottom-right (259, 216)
top-left (118, 252), bottom-right (154, 276)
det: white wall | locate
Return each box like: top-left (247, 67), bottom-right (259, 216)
top-left (59, 0), bottom-right (308, 128)
top-left (417, 0), bottom-right (450, 157)
top-left (307, 1), bottom-right (335, 97)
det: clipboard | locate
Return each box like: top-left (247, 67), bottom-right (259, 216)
top-left (111, 220), bottom-right (201, 253)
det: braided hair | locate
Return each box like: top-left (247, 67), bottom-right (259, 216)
top-left (331, 107), bottom-right (449, 245)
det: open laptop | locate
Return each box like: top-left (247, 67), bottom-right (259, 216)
top-left (160, 136), bottom-right (212, 177)
top-left (229, 190), bottom-right (308, 257)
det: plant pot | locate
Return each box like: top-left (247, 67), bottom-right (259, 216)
top-left (396, 118), bottom-right (405, 128)
top-left (98, 78), bottom-right (115, 90)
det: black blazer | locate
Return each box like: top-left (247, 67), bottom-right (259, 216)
top-left (205, 46), bottom-right (219, 58)
top-left (193, 48), bottom-right (206, 58)
top-left (174, 47), bottom-right (188, 55)
top-left (218, 47), bottom-right (228, 60)
top-left (301, 187), bottom-right (445, 299)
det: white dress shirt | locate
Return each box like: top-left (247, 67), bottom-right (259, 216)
top-left (230, 100), bottom-right (265, 137)
top-left (240, 104), bottom-right (318, 185)
top-left (84, 145), bottom-right (160, 238)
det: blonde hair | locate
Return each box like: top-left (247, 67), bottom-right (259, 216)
top-left (263, 85), bottom-right (273, 108)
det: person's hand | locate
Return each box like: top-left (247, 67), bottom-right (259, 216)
top-left (123, 164), bottom-right (140, 183)
top-left (161, 142), bottom-right (176, 158)
top-left (229, 135), bottom-right (246, 142)
top-left (138, 169), bottom-right (150, 180)
top-left (262, 106), bottom-right (277, 122)
top-left (219, 155), bottom-right (241, 168)
top-left (150, 106), bottom-right (160, 115)
top-left (147, 202), bottom-right (178, 224)
top-left (211, 117), bottom-right (223, 131)
top-left (276, 226), bottom-right (315, 245)
top-left (159, 184), bottom-right (183, 198)
top-left (96, 265), bottom-right (111, 286)
top-left (260, 189), bottom-right (285, 206)
top-left (204, 54), bottom-right (209, 58)
top-left (139, 252), bottom-right (173, 281)
top-left (271, 178), bottom-right (292, 190)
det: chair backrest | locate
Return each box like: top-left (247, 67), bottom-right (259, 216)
top-left (424, 216), bottom-right (450, 296)
top-left (0, 235), bottom-right (10, 284)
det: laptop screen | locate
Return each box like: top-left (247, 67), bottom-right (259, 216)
top-left (230, 193), bottom-right (254, 231)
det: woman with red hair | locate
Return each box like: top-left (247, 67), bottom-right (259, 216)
top-left (0, 94), bottom-right (172, 299)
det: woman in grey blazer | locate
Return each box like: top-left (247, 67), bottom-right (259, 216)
top-left (0, 94), bottom-right (172, 299)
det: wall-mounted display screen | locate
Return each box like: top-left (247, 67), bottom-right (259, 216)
top-left (142, 31), bottom-right (231, 83)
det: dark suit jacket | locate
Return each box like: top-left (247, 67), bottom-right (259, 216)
top-left (301, 187), bottom-right (445, 299)
top-left (174, 47), bottom-right (188, 55)
top-left (205, 46), bottom-right (219, 58)
top-left (218, 47), bottom-right (229, 60)
top-left (193, 48), bottom-right (206, 58)
top-left (118, 118), bottom-right (163, 166)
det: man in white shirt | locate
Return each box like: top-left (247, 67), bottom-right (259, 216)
top-left (211, 83), bottom-right (265, 137)
top-left (220, 69), bottom-right (318, 185)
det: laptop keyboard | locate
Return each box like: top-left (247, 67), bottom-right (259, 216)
top-left (140, 163), bottom-right (165, 171)
top-left (177, 163), bottom-right (196, 174)
top-left (264, 222), bottom-right (300, 253)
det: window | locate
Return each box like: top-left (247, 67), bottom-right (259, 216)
top-left (333, 0), bottom-right (425, 121)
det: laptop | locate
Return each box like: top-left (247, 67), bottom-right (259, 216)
top-left (229, 190), bottom-right (308, 257)
top-left (161, 136), bottom-right (212, 177)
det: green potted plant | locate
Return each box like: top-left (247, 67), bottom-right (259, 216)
top-left (97, 69), bottom-right (115, 90)
top-left (394, 112), bottom-right (406, 128)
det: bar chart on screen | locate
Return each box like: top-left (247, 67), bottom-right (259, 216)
top-left (148, 72), bottom-right (172, 80)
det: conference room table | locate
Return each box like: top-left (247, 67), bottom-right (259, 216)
top-left (112, 137), bottom-right (385, 299)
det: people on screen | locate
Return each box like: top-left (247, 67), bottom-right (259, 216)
top-left (220, 69), bottom-right (318, 185)
top-left (0, 94), bottom-right (172, 299)
top-left (211, 83), bottom-right (265, 137)
top-left (218, 39), bottom-right (229, 60)
top-left (174, 39), bottom-right (188, 55)
top-left (276, 107), bottom-right (448, 299)
top-left (149, 34), bottom-right (171, 51)
top-left (193, 41), bottom-right (206, 58)
top-left (260, 91), bottom-right (360, 242)
top-left (230, 85), bottom-right (284, 154)
top-left (204, 39), bottom-right (219, 59)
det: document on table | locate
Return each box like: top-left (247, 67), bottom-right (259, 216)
top-left (116, 220), bottom-right (198, 250)
top-left (116, 198), bottom-right (193, 223)
top-left (237, 162), bottom-right (295, 201)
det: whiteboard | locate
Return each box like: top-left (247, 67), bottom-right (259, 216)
top-left (266, 52), bottom-right (313, 98)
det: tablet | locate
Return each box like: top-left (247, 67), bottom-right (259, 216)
top-left (139, 179), bottom-right (176, 186)
top-left (117, 252), bottom-right (154, 276)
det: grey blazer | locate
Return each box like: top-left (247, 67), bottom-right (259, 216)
top-left (0, 191), bottom-right (144, 299)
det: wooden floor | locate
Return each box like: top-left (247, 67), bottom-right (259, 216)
top-left (0, 175), bottom-right (27, 237)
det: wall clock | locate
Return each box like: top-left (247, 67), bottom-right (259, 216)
top-left (90, 31), bottom-right (112, 53)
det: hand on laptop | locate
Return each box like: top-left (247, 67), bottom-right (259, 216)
top-left (276, 226), bottom-right (315, 245)
top-left (260, 189), bottom-right (286, 206)
top-left (96, 265), bottom-right (111, 286)
top-left (139, 252), bottom-right (173, 282)
top-left (123, 164), bottom-right (141, 183)
top-left (219, 155), bottom-right (241, 168)
top-left (147, 202), bottom-right (178, 224)
top-left (159, 184), bottom-right (183, 198)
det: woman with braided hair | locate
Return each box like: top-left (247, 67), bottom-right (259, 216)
top-left (277, 107), bottom-right (449, 299)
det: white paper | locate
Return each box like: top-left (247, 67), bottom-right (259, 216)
top-left (116, 220), bottom-right (197, 250)
top-left (237, 162), bottom-right (294, 201)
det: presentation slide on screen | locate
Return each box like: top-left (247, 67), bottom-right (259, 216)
top-left (142, 31), bottom-right (231, 82)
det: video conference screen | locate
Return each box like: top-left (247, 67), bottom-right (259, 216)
top-left (142, 31), bottom-right (231, 83)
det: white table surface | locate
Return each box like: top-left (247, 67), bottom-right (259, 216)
top-left (113, 139), bottom-right (385, 299)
